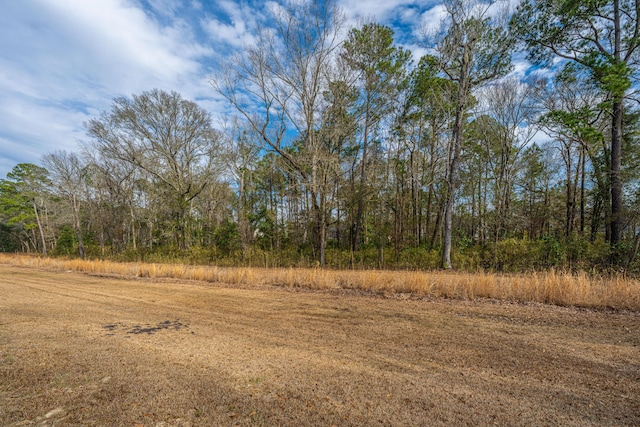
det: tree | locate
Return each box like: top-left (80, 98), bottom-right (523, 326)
top-left (511, 0), bottom-right (640, 261)
top-left (474, 78), bottom-right (538, 242)
top-left (0, 223), bottom-right (20, 252)
top-left (213, 0), bottom-right (345, 265)
top-left (85, 89), bottom-right (224, 250)
top-left (319, 78), bottom-right (359, 250)
top-left (82, 149), bottom-right (141, 253)
top-left (397, 55), bottom-right (456, 248)
top-left (0, 163), bottom-right (51, 254)
top-left (341, 23), bottom-right (411, 254)
top-left (519, 144), bottom-right (553, 240)
top-left (435, 0), bottom-right (514, 269)
top-left (43, 151), bottom-right (87, 259)
top-left (534, 65), bottom-right (610, 240)
top-left (226, 122), bottom-right (261, 257)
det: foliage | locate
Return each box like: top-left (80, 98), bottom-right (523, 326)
top-left (212, 219), bottom-right (240, 255)
top-left (511, 0), bottom-right (640, 253)
top-left (0, 223), bottom-right (20, 252)
top-left (54, 225), bottom-right (76, 256)
top-left (5, 0), bottom-right (640, 277)
top-left (85, 89), bottom-right (225, 250)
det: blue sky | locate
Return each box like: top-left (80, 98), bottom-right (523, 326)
top-left (0, 0), bottom-right (524, 178)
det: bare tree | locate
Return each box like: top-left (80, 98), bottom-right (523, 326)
top-left (435, 0), bottom-right (513, 269)
top-left (212, 0), bottom-right (345, 265)
top-left (475, 77), bottom-right (538, 242)
top-left (534, 67), bottom-right (610, 240)
top-left (82, 149), bottom-right (140, 253)
top-left (43, 151), bottom-right (87, 259)
top-left (85, 89), bottom-right (224, 250)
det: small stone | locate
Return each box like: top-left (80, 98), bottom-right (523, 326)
top-left (44, 407), bottom-right (64, 418)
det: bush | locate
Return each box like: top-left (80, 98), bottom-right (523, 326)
top-left (54, 226), bottom-right (75, 256)
top-left (213, 220), bottom-right (240, 255)
top-left (454, 245), bottom-right (485, 271)
top-left (493, 238), bottom-right (535, 272)
top-left (398, 247), bottom-right (441, 269)
top-left (0, 223), bottom-right (20, 252)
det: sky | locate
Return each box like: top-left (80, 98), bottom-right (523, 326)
top-left (0, 0), bottom-right (525, 179)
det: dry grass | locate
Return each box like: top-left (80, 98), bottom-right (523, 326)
top-left (1, 265), bottom-right (639, 426)
top-left (1, 253), bottom-right (639, 310)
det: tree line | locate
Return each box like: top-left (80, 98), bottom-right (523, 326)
top-left (2, 0), bottom-right (640, 273)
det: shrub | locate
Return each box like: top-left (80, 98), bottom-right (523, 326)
top-left (494, 238), bottom-right (535, 272)
top-left (54, 226), bottom-right (75, 256)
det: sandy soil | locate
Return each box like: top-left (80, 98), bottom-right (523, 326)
top-left (0, 264), bottom-right (638, 426)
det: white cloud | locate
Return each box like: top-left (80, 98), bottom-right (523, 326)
top-left (34, 0), bottom-right (209, 91)
top-left (420, 4), bottom-right (448, 35)
top-left (147, 0), bottom-right (182, 17)
top-left (338, 0), bottom-right (417, 24)
top-left (201, 0), bottom-right (270, 54)
top-left (202, 18), bottom-right (255, 50)
top-left (402, 43), bottom-right (431, 63)
top-left (0, 0), bottom-right (217, 177)
top-left (0, 96), bottom-right (86, 175)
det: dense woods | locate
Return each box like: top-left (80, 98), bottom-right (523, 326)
top-left (2, 0), bottom-right (640, 273)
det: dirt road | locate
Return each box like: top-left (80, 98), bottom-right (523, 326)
top-left (1, 265), bottom-right (639, 426)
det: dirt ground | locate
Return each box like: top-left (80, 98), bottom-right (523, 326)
top-left (0, 265), bottom-right (639, 426)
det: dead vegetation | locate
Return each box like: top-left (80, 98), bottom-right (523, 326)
top-left (1, 253), bottom-right (639, 310)
top-left (1, 263), bottom-right (639, 426)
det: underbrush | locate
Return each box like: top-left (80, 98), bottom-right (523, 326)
top-left (1, 253), bottom-right (638, 311)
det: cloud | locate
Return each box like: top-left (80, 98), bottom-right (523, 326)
top-left (338, 0), bottom-right (417, 24)
top-left (420, 4), bottom-right (448, 35)
top-left (201, 1), bottom-right (260, 51)
top-left (2, 0), bottom-right (214, 97)
top-left (36, 0), bottom-right (210, 90)
top-left (0, 0), bottom-right (216, 177)
top-left (147, 0), bottom-right (182, 17)
top-left (508, 52), bottom-right (533, 79)
top-left (0, 96), bottom-right (88, 175)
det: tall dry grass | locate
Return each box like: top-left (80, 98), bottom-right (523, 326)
top-left (1, 253), bottom-right (638, 310)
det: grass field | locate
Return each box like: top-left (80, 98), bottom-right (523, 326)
top-left (1, 263), bottom-right (639, 426)
top-left (1, 254), bottom-right (639, 310)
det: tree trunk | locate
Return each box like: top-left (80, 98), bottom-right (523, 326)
top-left (610, 96), bottom-right (623, 255)
top-left (32, 200), bottom-right (47, 256)
top-left (442, 71), bottom-right (468, 269)
top-left (580, 146), bottom-right (586, 235)
top-left (353, 96), bottom-right (372, 253)
top-left (610, 0), bottom-right (623, 262)
top-left (315, 193), bottom-right (327, 267)
top-left (72, 194), bottom-right (85, 259)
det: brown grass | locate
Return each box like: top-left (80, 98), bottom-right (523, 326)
top-left (1, 253), bottom-right (639, 310)
top-left (1, 264), bottom-right (638, 426)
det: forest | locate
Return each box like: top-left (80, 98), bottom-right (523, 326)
top-left (2, 0), bottom-right (640, 274)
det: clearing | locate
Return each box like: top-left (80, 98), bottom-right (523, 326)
top-left (0, 264), bottom-right (638, 426)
